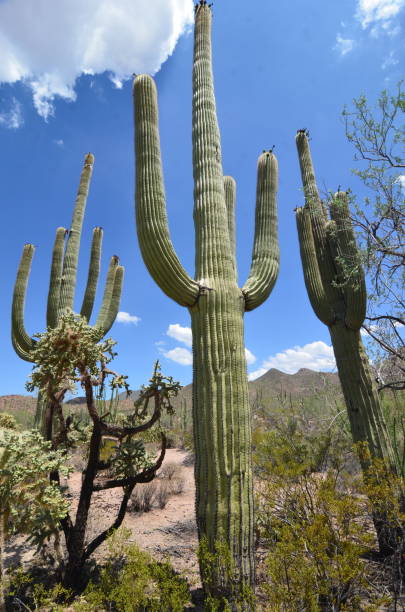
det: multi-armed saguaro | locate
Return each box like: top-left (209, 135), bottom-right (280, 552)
top-left (12, 154), bottom-right (124, 433)
top-left (295, 129), bottom-right (402, 550)
top-left (134, 1), bottom-right (279, 601)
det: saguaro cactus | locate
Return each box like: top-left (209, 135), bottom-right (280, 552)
top-left (295, 129), bottom-right (402, 550)
top-left (134, 2), bottom-right (279, 601)
top-left (12, 154), bottom-right (124, 431)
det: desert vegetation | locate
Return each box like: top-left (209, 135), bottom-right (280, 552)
top-left (0, 1), bottom-right (403, 611)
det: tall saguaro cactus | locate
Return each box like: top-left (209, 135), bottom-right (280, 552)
top-left (295, 129), bottom-right (402, 550)
top-left (12, 154), bottom-right (124, 430)
top-left (134, 2), bottom-right (279, 601)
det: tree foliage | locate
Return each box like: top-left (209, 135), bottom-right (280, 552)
top-left (343, 83), bottom-right (404, 390)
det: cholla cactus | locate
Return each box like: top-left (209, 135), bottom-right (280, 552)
top-left (12, 154), bottom-right (124, 430)
top-left (134, 1), bottom-right (279, 600)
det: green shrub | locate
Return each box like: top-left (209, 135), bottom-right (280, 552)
top-left (254, 429), bottom-right (393, 610)
top-left (73, 529), bottom-right (190, 611)
top-left (197, 537), bottom-right (255, 611)
top-left (0, 413), bottom-right (18, 430)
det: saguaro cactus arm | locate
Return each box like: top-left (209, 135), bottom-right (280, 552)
top-left (47, 227), bottom-right (67, 329)
top-left (96, 263), bottom-right (124, 337)
top-left (296, 207), bottom-right (334, 325)
top-left (223, 176), bottom-right (236, 266)
top-left (329, 192), bottom-right (366, 330)
top-left (242, 151), bottom-right (279, 311)
top-left (295, 131), bottom-right (343, 316)
top-left (12, 244), bottom-right (37, 361)
top-left (80, 227), bottom-right (103, 322)
top-left (58, 153), bottom-right (94, 316)
top-left (192, 5), bottom-right (236, 283)
top-left (133, 75), bottom-right (199, 307)
top-left (94, 256), bottom-right (122, 334)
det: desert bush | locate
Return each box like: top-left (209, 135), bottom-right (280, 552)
top-left (254, 428), bottom-right (396, 610)
top-left (6, 529), bottom-right (190, 611)
top-left (169, 476), bottom-right (185, 496)
top-left (197, 536), bottom-right (255, 611)
top-left (0, 413), bottom-right (18, 430)
top-left (159, 461), bottom-right (181, 480)
top-left (156, 481), bottom-right (170, 509)
top-left (72, 529), bottom-right (190, 611)
top-left (131, 481), bottom-right (157, 513)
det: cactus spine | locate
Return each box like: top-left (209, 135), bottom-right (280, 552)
top-left (295, 130), bottom-right (402, 551)
top-left (12, 154), bottom-right (124, 430)
top-left (134, 2), bottom-right (279, 600)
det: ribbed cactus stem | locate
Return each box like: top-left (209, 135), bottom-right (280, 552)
top-left (47, 227), bottom-right (68, 329)
top-left (12, 154), bottom-right (123, 435)
top-left (242, 151), bottom-right (279, 311)
top-left (296, 207), bottom-right (333, 325)
top-left (295, 131), bottom-right (401, 524)
top-left (12, 244), bottom-right (37, 360)
top-left (80, 227), bottom-right (103, 322)
top-left (134, 3), bottom-right (279, 602)
top-left (96, 262), bottom-right (124, 337)
top-left (224, 176), bottom-right (237, 271)
top-left (329, 192), bottom-right (366, 329)
top-left (58, 153), bottom-right (94, 316)
top-left (329, 323), bottom-right (396, 467)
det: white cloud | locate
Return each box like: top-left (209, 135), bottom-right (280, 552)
top-left (53, 139), bottom-right (64, 147)
top-left (356, 0), bottom-right (404, 29)
top-left (163, 347), bottom-right (193, 366)
top-left (334, 34), bottom-right (356, 56)
top-left (248, 341), bottom-right (336, 381)
top-left (0, 0), bottom-right (193, 119)
top-left (167, 323), bottom-right (192, 347)
top-left (397, 175), bottom-right (405, 189)
top-left (245, 348), bottom-right (256, 365)
top-left (116, 311), bottom-right (141, 325)
top-left (381, 50), bottom-right (399, 68)
top-left (0, 97), bottom-right (23, 129)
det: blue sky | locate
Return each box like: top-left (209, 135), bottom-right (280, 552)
top-left (0, 0), bottom-right (404, 396)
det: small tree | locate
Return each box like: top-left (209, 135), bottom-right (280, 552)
top-left (343, 83), bottom-right (404, 390)
top-left (26, 311), bottom-right (181, 589)
top-left (0, 426), bottom-right (69, 612)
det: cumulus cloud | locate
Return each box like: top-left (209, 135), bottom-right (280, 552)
top-left (397, 175), bottom-right (405, 189)
top-left (334, 34), bottom-right (356, 56)
top-left (245, 348), bottom-right (256, 365)
top-left (248, 341), bottom-right (336, 381)
top-left (164, 323), bottom-right (256, 367)
top-left (167, 323), bottom-right (192, 347)
top-left (116, 311), bottom-right (141, 325)
top-left (356, 0), bottom-right (405, 29)
top-left (0, 0), bottom-right (193, 119)
top-left (163, 347), bottom-right (193, 365)
top-left (381, 50), bottom-right (399, 68)
top-left (0, 97), bottom-right (23, 128)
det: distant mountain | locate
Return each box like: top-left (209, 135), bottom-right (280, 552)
top-left (0, 394), bottom-right (36, 414)
top-left (251, 368), bottom-right (340, 396)
top-left (0, 368), bottom-right (342, 428)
